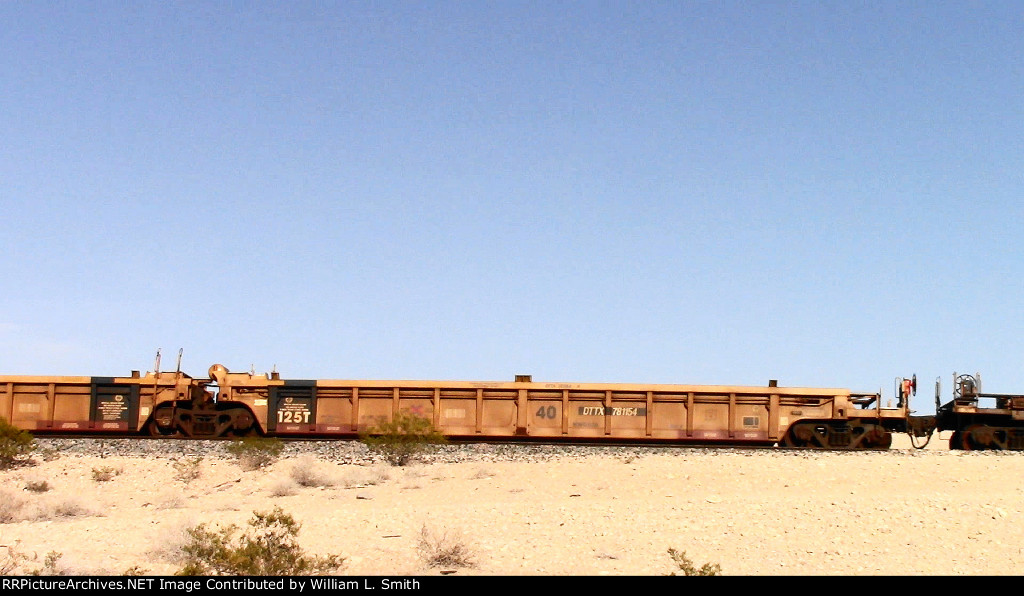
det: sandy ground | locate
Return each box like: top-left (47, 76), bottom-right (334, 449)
top-left (2, 433), bottom-right (1023, 576)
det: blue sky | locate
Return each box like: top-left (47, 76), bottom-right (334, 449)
top-left (2, 2), bottom-right (1022, 413)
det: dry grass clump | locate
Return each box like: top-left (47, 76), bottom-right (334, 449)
top-left (28, 551), bottom-right (71, 576)
top-left (341, 466), bottom-right (390, 488)
top-left (155, 492), bottom-right (186, 510)
top-left (172, 456), bottom-right (203, 484)
top-left (0, 546), bottom-right (73, 577)
top-left (417, 525), bottom-right (475, 570)
top-left (268, 480), bottom-right (298, 497)
top-left (289, 456), bottom-right (333, 488)
top-left (0, 491), bottom-right (28, 524)
top-left (175, 507), bottom-right (344, 576)
top-left (0, 541), bottom-right (28, 575)
top-left (0, 489), bottom-right (95, 523)
top-left (23, 479), bottom-right (51, 493)
top-left (91, 466), bottom-right (123, 482)
top-left (226, 437), bottom-right (284, 471)
top-left (33, 497), bottom-right (94, 521)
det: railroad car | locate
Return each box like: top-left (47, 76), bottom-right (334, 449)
top-left (1, 361), bottom-right (924, 450)
top-left (935, 373), bottom-right (1024, 450)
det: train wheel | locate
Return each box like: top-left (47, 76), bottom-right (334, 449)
top-left (961, 428), bottom-right (975, 450)
top-left (965, 425), bottom-right (1010, 450)
top-left (949, 431), bottom-right (962, 450)
top-left (219, 405), bottom-right (258, 438)
top-left (991, 428), bottom-right (1010, 450)
top-left (781, 432), bottom-right (802, 448)
top-left (866, 428), bottom-right (892, 450)
top-left (962, 425), bottom-right (991, 450)
top-left (784, 423), bottom-right (829, 448)
top-left (146, 406), bottom-right (182, 438)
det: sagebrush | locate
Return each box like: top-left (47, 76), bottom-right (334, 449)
top-left (360, 411), bottom-right (446, 466)
top-left (175, 507), bottom-right (343, 576)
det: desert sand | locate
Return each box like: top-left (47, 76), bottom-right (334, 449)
top-left (2, 434), bottom-right (1022, 576)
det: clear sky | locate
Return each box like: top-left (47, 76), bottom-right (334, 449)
top-left (2, 2), bottom-right (1022, 413)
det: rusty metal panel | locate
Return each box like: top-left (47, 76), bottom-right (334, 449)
top-left (649, 402), bottom-right (687, 438)
top-left (527, 400), bottom-right (562, 436)
top-left (11, 392), bottom-right (46, 428)
top-left (357, 397), bottom-right (392, 430)
top-left (439, 398), bottom-right (476, 434)
top-left (567, 399), bottom-right (606, 437)
top-left (313, 397), bottom-right (352, 432)
top-left (607, 400), bottom-right (648, 438)
top-left (480, 399), bottom-right (516, 435)
top-left (53, 391), bottom-right (90, 425)
top-left (398, 399), bottom-right (434, 422)
top-left (732, 404), bottom-right (769, 441)
top-left (693, 402), bottom-right (728, 431)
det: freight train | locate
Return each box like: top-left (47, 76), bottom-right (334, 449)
top-left (1, 354), bottom-right (1021, 450)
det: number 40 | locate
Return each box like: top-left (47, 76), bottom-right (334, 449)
top-left (535, 405), bottom-right (557, 419)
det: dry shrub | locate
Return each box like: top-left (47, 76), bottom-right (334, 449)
top-left (0, 546), bottom-right (72, 576)
top-left (28, 551), bottom-right (70, 576)
top-left (341, 466), bottom-right (390, 488)
top-left (226, 437), bottom-right (284, 471)
top-left (1, 490), bottom-right (93, 523)
top-left (0, 491), bottom-right (27, 523)
top-left (269, 480), bottom-right (298, 497)
top-left (0, 418), bottom-right (34, 469)
top-left (24, 479), bottom-right (51, 493)
top-left (0, 541), bottom-right (28, 575)
top-left (172, 456), bottom-right (203, 484)
top-left (156, 492), bottom-right (185, 510)
top-left (417, 525), bottom-right (475, 569)
top-left (34, 497), bottom-right (93, 521)
top-left (289, 456), bottom-right (333, 488)
top-left (175, 507), bottom-right (344, 576)
top-left (360, 411), bottom-right (446, 466)
top-left (666, 548), bottom-right (722, 576)
top-left (91, 466), bottom-right (122, 482)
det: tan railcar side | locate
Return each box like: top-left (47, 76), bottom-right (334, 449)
top-left (0, 372), bottom-right (197, 434)
top-left (1, 364), bottom-right (909, 448)
top-left (210, 367), bottom-right (904, 448)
